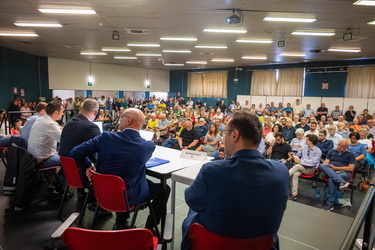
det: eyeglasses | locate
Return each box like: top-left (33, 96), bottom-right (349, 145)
top-left (120, 114), bottom-right (130, 119)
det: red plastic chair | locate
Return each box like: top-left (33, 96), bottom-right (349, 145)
top-left (58, 156), bottom-right (89, 226)
top-left (189, 223), bottom-right (274, 250)
top-left (63, 227), bottom-right (158, 250)
top-left (90, 171), bottom-right (160, 239)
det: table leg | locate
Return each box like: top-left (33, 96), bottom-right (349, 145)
top-left (171, 180), bottom-right (176, 250)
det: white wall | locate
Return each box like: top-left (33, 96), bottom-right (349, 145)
top-left (52, 90), bottom-right (75, 101)
top-left (48, 58), bottom-right (170, 92)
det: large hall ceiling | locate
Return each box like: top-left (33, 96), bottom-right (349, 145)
top-left (1, 0), bottom-right (375, 69)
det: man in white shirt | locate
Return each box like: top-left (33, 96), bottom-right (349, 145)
top-left (242, 100), bottom-right (251, 111)
top-left (303, 104), bottom-right (315, 118)
top-left (326, 125), bottom-right (342, 150)
top-left (293, 99), bottom-right (303, 117)
top-left (304, 122), bottom-right (319, 137)
top-left (28, 101), bottom-right (64, 167)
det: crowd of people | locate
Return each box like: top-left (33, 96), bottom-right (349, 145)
top-left (1, 94), bottom-right (374, 246)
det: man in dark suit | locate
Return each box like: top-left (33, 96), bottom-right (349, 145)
top-left (181, 111), bottom-right (289, 250)
top-left (59, 98), bottom-right (100, 158)
top-left (71, 108), bottom-right (169, 231)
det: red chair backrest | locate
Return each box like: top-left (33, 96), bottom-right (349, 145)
top-left (64, 227), bottom-right (157, 250)
top-left (91, 171), bottom-right (130, 212)
top-left (59, 156), bottom-right (84, 188)
top-left (189, 223), bottom-right (274, 250)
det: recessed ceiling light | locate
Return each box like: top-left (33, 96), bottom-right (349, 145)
top-left (263, 17), bottom-right (316, 23)
top-left (367, 21), bottom-right (375, 24)
top-left (80, 51), bottom-right (107, 55)
top-left (160, 37), bottom-right (197, 41)
top-left (164, 63), bottom-right (185, 66)
top-left (328, 48), bottom-right (361, 52)
top-left (353, 0), bottom-right (375, 6)
top-left (279, 53), bottom-right (306, 57)
top-left (101, 47), bottom-right (131, 52)
top-left (127, 44), bottom-right (160, 47)
top-left (242, 56), bottom-right (267, 60)
top-left (203, 29), bottom-right (247, 34)
top-left (38, 9), bottom-right (96, 14)
top-left (291, 31), bottom-right (335, 36)
top-left (186, 61), bottom-right (207, 64)
top-left (0, 32), bottom-right (38, 37)
top-left (135, 53), bottom-right (162, 56)
top-left (14, 23), bottom-right (62, 27)
top-left (195, 45), bottom-right (227, 49)
top-left (211, 58), bottom-right (234, 62)
top-left (162, 50), bottom-right (191, 53)
top-left (114, 56), bottom-right (138, 59)
top-left (236, 39), bottom-right (273, 44)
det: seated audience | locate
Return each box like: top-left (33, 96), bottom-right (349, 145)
top-left (331, 105), bottom-right (343, 121)
top-left (196, 124), bottom-right (221, 156)
top-left (154, 113), bottom-right (170, 140)
top-left (289, 134), bottom-right (321, 200)
top-left (320, 139), bottom-right (355, 211)
top-left (345, 105), bottom-right (356, 124)
top-left (10, 119), bottom-right (22, 135)
top-left (317, 129), bottom-right (334, 160)
top-left (266, 132), bottom-right (293, 166)
top-left (326, 125), bottom-right (342, 150)
top-left (265, 124), bottom-right (283, 146)
top-left (290, 128), bottom-right (306, 153)
top-left (349, 119), bottom-right (362, 133)
top-left (337, 122), bottom-right (349, 139)
top-left (282, 118), bottom-right (296, 143)
top-left (358, 128), bottom-right (372, 153)
top-left (295, 117), bottom-right (310, 132)
top-left (348, 132), bottom-right (367, 173)
top-left (178, 119), bottom-right (199, 150)
top-left (304, 122), bottom-right (319, 137)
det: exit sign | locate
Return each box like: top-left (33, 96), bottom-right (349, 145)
top-left (88, 82), bottom-right (93, 86)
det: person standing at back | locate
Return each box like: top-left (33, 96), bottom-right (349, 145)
top-left (181, 111), bottom-right (289, 250)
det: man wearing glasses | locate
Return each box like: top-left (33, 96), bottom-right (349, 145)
top-left (288, 134), bottom-right (322, 200)
top-left (71, 108), bottom-right (169, 231)
top-left (181, 111), bottom-right (289, 250)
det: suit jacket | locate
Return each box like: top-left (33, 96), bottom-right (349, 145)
top-left (181, 149), bottom-right (289, 250)
top-left (59, 114), bottom-right (101, 157)
top-left (70, 129), bottom-right (155, 205)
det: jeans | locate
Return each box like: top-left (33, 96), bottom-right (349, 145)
top-left (161, 138), bottom-right (178, 148)
top-left (320, 164), bottom-right (351, 204)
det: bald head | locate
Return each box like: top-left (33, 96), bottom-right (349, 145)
top-left (119, 108), bottom-right (145, 131)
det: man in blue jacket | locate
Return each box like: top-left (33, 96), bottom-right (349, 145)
top-left (181, 111), bottom-right (289, 250)
top-left (71, 108), bottom-right (169, 231)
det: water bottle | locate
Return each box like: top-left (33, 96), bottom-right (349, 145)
top-left (315, 188), bottom-right (321, 201)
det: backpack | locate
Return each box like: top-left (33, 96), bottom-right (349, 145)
top-left (358, 180), bottom-right (370, 192)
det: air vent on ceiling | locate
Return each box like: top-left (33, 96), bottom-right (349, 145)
top-left (200, 52), bottom-right (214, 56)
top-left (310, 49), bottom-right (326, 53)
top-left (125, 28), bottom-right (149, 35)
top-left (337, 36), bottom-right (368, 42)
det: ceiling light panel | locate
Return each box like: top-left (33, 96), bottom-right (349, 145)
top-left (279, 53), bottom-right (306, 57)
top-left (195, 45), bottom-right (227, 49)
top-left (0, 32), bottom-right (38, 37)
top-left (14, 23), bottom-right (62, 27)
top-left (203, 29), bottom-right (247, 33)
top-left (38, 9), bottom-right (96, 14)
top-left (160, 37), bottom-right (197, 41)
top-left (114, 56), bottom-right (138, 59)
top-left (186, 61), bottom-right (207, 64)
top-left (367, 21), bottom-right (375, 24)
top-left (211, 58), bottom-right (234, 62)
top-left (80, 51), bottom-right (107, 55)
top-left (127, 44), bottom-right (160, 47)
top-left (164, 63), bottom-right (185, 66)
top-left (135, 53), bottom-right (162, 56)
top-left (328, 48), bottom-right (361, 52)
top-left (242, 56), bottom-right (267, 59)
top-left (263, 17), bottom-right (316, 23)
top-left (292, 31), bottom-right (335, 36)
top-left (236, 39), bottom-right (273, 44)
top-left (353, 0), bottom-right (375, 6)
top-left (162, 50), bottom-right (191, 53)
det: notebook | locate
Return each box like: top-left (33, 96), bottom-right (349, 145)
top-left (146, 157), bottom-right (170, 168)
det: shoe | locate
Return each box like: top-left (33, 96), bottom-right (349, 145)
top-left (322, 202), bottom-right (334, 211)
top-left (288, 194), bottom-right (297, 201)
top-left (339, 181), bottom-right (350, 191)
top-left (113, 221), bottom-right (130, 230)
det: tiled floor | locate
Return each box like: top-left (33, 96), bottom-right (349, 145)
top-left (0, 160), bottom-right (368, 249)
